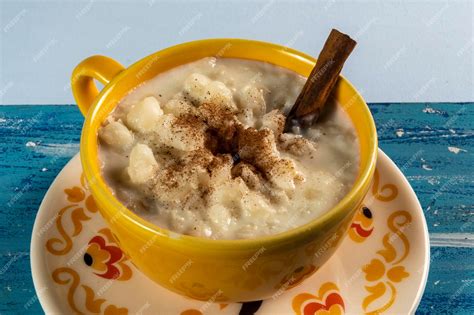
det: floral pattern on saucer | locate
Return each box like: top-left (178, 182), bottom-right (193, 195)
top-left (31, 150), bottom-right (429, 314)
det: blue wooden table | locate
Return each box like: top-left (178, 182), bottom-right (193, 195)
top-left (0, 103), bottom-right (472, 314)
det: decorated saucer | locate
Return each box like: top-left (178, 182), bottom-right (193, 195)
top-left (31, 149), bottom-right (429, 314)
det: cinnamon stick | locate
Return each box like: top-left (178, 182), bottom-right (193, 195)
top-left (285, 29), bottom-right (356, 131)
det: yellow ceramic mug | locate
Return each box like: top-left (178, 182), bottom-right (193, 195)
top-left (72, 39), bottom-right (377, 302)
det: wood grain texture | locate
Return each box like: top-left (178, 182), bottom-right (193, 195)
top-left (0, 104), bottom-right (472, 314)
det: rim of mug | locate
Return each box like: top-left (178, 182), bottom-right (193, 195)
top-left (80, 38), bottom-right (378, 251)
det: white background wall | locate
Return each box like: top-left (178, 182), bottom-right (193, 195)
top-left (0, 0), bottom-right (473, 104)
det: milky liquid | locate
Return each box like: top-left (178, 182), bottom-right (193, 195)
top-left (98, 57), bottom-right (359, 239)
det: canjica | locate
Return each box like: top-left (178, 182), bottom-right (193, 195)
top-left (98, 57), bottom-right (359, 240)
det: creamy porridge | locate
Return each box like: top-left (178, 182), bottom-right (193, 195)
top-left (98, 57), bottom-right (359, 240)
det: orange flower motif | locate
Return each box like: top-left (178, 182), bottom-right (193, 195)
top-left (386, 266), bottom-right (409, 283)
top-left (85, 242), bottom-right (110, 274)
top-left (363, 258), bottom-right (408, 283)
top-left (363, 259), bottom-right (385, 282)
top-left (83, 229), bottom-right (132, 281)
top-left (64, 186), bottom-right (85, 202)
top-left (361, 211), bottom-right (412, 314)
top-left (52, 268), bottom-right (129, 314)
top-left (292, 282), bottom-right (344, 315)
top-left (46, 176), bottom-right (99, 256)
top-left (349, 206), bottom-right (374, 243)
top-left (104, 305), bottom-right (128, 315)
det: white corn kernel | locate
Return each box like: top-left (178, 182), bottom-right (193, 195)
top-left (126, 96), bottom-right (163, 133)
top-left (127, 143), bottom-right (158, 184)
top-left (98, 120), bottom-right (133, 150)
top-left (261, 109), bottom-right (285, 135)
top-left (240, 84), bottom-right (266, 115)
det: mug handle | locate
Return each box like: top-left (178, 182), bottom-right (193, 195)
top-left (71, 55), bottom-right (125, 117)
